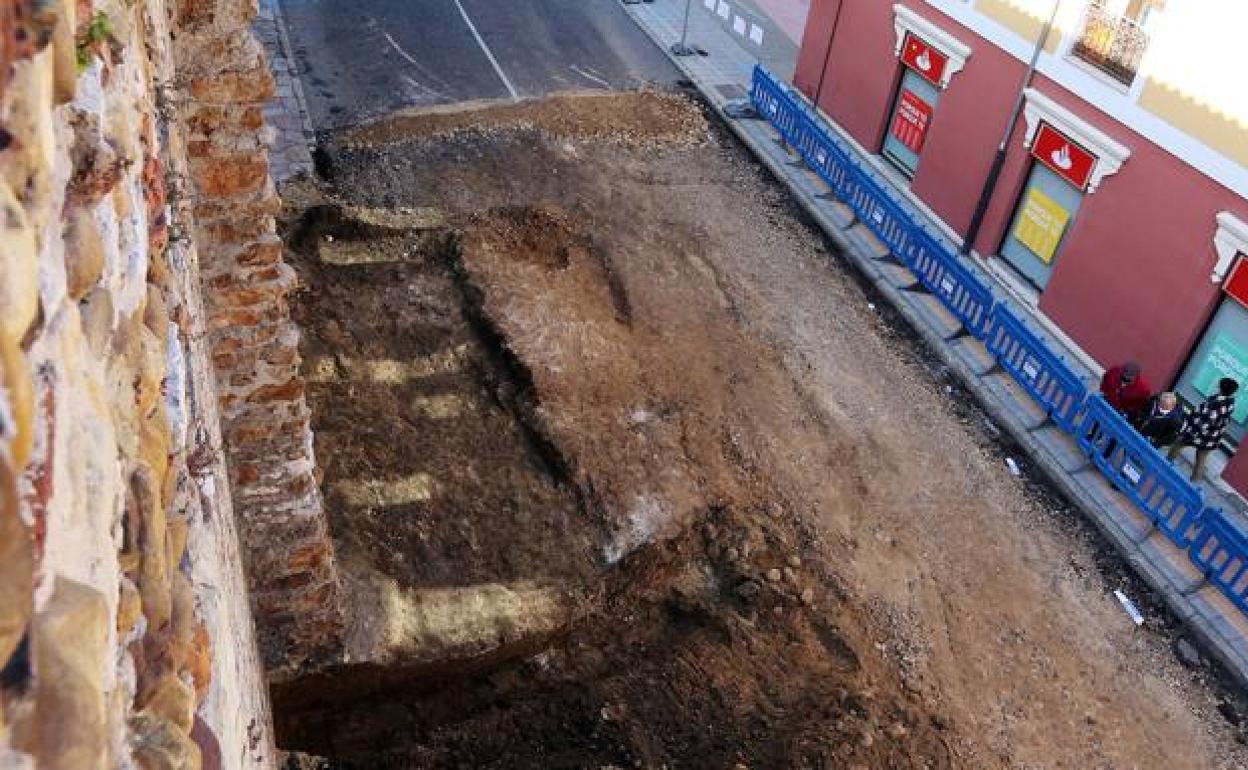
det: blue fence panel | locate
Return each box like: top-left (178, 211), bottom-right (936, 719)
top-left (985, 304), bottom-right (1087, 431)
top-left (855, 176), bottom-right (913, 255)
top-left (1076, 395), bottom-right (1206, 547)
top-left (901, 230), bottom-right (996, 340)
top-left (1189, 509), bottom-right (1248, 616)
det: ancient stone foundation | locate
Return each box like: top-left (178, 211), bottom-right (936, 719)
top-left (0, 0), bottom-right (342, 766)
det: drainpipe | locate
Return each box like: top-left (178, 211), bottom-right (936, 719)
top-left (812, 0), bottom-right (845, 109)
top-left (959, 0), bottom-right (1062, 257)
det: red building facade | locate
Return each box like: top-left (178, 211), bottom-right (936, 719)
top-left (794, 0), bottom-right (1248, 493)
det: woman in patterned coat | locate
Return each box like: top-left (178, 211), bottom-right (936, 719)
top-left (1168, 377), bottom-right (1239, 482)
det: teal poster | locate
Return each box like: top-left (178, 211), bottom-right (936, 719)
top-left (1193, 333), bottom-right (1248, 424)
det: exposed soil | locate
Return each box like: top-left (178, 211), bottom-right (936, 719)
top-left (275, 92), bottom-right (1248, 769)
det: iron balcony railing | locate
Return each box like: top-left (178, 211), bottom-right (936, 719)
top-left (1071, 1), bottom-right (1150, 86)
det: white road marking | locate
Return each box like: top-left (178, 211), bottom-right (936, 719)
top-left (452, 0), bottom-right (521, 102)
top-left (569, 64), bottom-right (610, 89)
top-left (382, 28), bottom-right (423, 68)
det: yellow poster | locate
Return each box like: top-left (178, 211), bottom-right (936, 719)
top-left (1012, 187), bottom-right (1070, 264)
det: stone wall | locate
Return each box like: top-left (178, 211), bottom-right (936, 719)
top-left (170, 0), bottom-right (344, 676)
top-left (0, 0), bottom-right (321, 765)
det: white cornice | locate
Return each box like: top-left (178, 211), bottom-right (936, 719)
top-left (1022, 88), bottom-right (1131, 193)
top-left (893, 4), bottom-right (971, 88)
top-left (1214, 212), bottom-right (1248, 282)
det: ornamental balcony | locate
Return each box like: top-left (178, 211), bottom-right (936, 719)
top-left (1070, 0), bottom-right (1152, 86)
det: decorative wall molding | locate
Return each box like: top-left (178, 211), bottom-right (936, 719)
top-left (1214, 212), bottom-right (1248, 282)
top-left (893, 3), bottom-right (972, 87)
top-left (1022, 88), bottom-right (1131, 192)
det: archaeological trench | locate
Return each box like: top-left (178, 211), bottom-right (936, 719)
top-left (7, 0), bottom-right (1248, 769)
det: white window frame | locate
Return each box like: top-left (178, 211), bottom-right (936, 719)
top-left (1213, 212), bottom-right (1248, 283)
top-left (893, 3), bottom-right (972, 89)
top-left (1021, 88), bottom-right (1131, 193)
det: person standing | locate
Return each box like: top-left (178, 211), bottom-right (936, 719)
top-left (1168, 378), bottom-right (1239, 481)
top-left (1100, 361), bottom-right (1152, 421)
top-left (1135, 392), bottom-right (1184, 449)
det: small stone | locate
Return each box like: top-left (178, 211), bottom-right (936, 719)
top-left (116, 578), bottom-right (142, 638)
top-left (734, 580), bottom-right (761, 603)
top-left (63, 209), bottom-right (106, 300)
top-left (140, 672), bottom-right (196, 733)
top-left (766, 568), bottom-right (782, 583)
top-left (702, 523), bottom-right (717, 541)
top-left (1173, 638), bottom-right (1202, 669)
top-left (859, 730), bottom-right (874, 748)
top-left (800, 588), bottom-right (815, 605)
top-left (31, 579), bottom-right (110, 767)
top-left (786, 555), bottom-right (801, 569)
top-left (886, 722), bottom-right (908, 739)
top-left (782, 567), bottom-right (798, 584)
top-left (724, 547), bottom-right (739, 562)
top-left (1219, 701), bottom-right (1241, 727)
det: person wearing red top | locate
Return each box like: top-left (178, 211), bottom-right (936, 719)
top-left (1100, 361), bottom-right (1152, 421)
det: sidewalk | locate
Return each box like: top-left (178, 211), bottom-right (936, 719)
top-left (621, 0), bottom-right (1248, 689)
top-left (255, 0), bottom-right (314, 183)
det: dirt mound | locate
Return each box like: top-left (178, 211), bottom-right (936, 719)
top-left (274, 91), bottom-right (1248, 769)
top-left (343, 89), bottom-right (707, 149)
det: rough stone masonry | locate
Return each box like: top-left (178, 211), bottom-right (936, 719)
top-left (0, 0), bottom-right (342, 766)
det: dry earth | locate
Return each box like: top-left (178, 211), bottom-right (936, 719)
top-left (274, 91), bottom-right (1248, 769)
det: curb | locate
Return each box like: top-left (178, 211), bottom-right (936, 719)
top-left (620, 3), bottom-right (1248, 692)
top-left (269, 0), bottom-right (316, 145)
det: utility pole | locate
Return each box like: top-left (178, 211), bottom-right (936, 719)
top-left (670, 0), bottom-right (698, 56)
top-left (959, 0), bottom-right (1062, 256)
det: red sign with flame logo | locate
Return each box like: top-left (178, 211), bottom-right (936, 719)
top-left (901, 33), bottom-right (948, 87)
top-left (1224, 257), bottom-right (1248, 308)
top-left (890, 89), bottom-right (934, 154)
top-left (1031, 123), bottom-right (1097, 190)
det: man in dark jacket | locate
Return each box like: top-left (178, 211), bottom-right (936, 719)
top-left (1135, 391), bottom-right (1184, 449)
top-left (1101, 361), bottom-right (1152, 421)
top-left (1168, 378), bottom-right (1239, 481)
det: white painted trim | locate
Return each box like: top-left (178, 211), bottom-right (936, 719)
top-left (1022, 88), bottom-right (1131, 192)
top-left (920, 0), bottom-right (1248, 202)
top-left (893, 3), bottom-right (972, 88)
top-left (1214, 212), bottom-right (1248, 282)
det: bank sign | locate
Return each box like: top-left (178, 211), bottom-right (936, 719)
top-left (901, 33), bottom-right (948, 87)
top-left (1032, 123), bottom-right (1096, 191)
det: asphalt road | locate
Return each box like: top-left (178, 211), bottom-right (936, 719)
top-left (279, 0), bottom-right (681, 129)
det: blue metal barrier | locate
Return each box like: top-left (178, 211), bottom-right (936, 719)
top-left (1077, 395), bottom-right (1205, 547)
top-left (750, 64), bottom-right (1248, 628)
top-left (902, 230), bottom-right (995, 340)
top-left (986, 304), bottom-right (1087, 432)
top-left (1189, 509), bottom-right (1248, 615)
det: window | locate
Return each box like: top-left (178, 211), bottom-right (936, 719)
top-left (882, 66), bottom-right (940, 177)
top-left (1070, 0), bottom-right (1165, 86)
top-left (999, 154), bottom-right (1084, 289)
top-left (1176, 262), bottom-right (1248, 447)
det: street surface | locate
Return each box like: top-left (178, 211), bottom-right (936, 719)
top-left (279, 0), bottom-right (679, 128)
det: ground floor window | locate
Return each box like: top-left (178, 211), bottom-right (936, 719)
top-left (1176, 281), bottom-right (1248, 446)
top-left (881, 67), bottom-right (939, 178)
top-left (999, 161), bottom-right (1084, 290)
